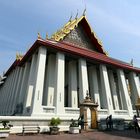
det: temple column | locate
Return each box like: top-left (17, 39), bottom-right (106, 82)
top-left (11, 67), bottom-right (24, 114)
top-left (88, 66), bottom-right (101, 108)
top-left (128, 72), bottom-right (140, 108)
top-left (108, 70), bottom-right (119, 110)
top-left (6, 69), bottom-right (16, 115)
top-left (117, 69), bottom-right (133, 116)
top-left (0, 87), bottom-right (4, 114)
top-left (2, 76), bottom-right (9, 114)
top-left (23, 54), bottom-right (37, 114)
top-left (68, 61), bottom-right (78, 108)
top-left (18, 63), bottom-right (30, 106)
top-left (78, 59), bottom-right (89, 102)
top-left (54, 52), bottom-right (65, 114)
top-left (43, 54), bottom-right (55, 106)
top-left (1, 79), bottom-right (7, 114)
top-left (30, 47), bottom-right (47, 115)
top-left (99, 65), bottom-right (114, 114)
top-left (9, 67), bottom-right (20, 115)
top-left (3, 73), bottom-right (12, 114)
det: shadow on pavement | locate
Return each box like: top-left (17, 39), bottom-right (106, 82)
top-left (103, 129), bottom-right (140, 139)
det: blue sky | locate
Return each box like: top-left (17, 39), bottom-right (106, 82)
top-left (0, 0), bottom-right (140, 74)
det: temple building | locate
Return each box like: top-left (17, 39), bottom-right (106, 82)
top-left (0, 14), bottom-right (140, 129)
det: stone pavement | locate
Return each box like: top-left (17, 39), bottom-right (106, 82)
top-left (6, 130), bottom-right (140, 140)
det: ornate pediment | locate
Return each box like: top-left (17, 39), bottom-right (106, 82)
top-left (51, 15), bottom-right (107, 55)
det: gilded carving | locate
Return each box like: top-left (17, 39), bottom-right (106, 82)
top-left (51, 15), bottom-right (108, 55)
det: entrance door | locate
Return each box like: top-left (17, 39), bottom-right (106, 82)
top-left (91, 109), bottom-right (97, 128)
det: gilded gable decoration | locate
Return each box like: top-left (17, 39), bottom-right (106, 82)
top-left (51, 14), bottom-right (107, 55)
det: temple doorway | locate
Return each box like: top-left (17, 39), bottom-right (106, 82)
top-left (79, 92), bottom-right (98, 130)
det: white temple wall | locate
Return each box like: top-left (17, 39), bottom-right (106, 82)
top-left (117, 69), bottom-right (133, 116)
top-left (9, 67), bottom-right (20, 115)
top-left (0, 72), bottom-right (10, 115)
top-left (43, 54), bottom-right (56, 106)
top-left (88, 66), bottom-right (101, 109)
top-left (30, 47), bottom-right (47, 115)
top-left (0, 73), bottom-right (10, 114)
top-left (68, 60), bottom-right (78, 108)
top-left (24, 54), bottom-right (37, 114)
top-left (99, 65), bottom-right (114, 115)
top-left (6, 69), bottom-right (17, 115)
top-left (1, 47), bottom-right (140, 119)
top-left (78, 58), bottom-right (89, 102)
top-left (128, 72), bottom-right (140, 109)
top-left (54, 52), bottom-right (65, 114)
top-left (18, 62), bottom-right (30, 107)
top-left (12, 67), bottom-right (24, 114)
top-left (108, 70), bottom-right (119, 110)
top-left (4, 71), bottom-right (13, 114)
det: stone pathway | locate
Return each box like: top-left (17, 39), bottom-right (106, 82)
top-left (6, 130), bottom-right (140, 140)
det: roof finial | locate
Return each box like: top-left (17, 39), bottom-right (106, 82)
top-left (83, 7), bottom-right (86, 16)
top-left (75, 9), bottom-right (78, 19)
top-left (130, 58), bottom-right (133, 66)
top-left (46, 33), bottom-right (48, 39)
top-left (69, 13), bottom-right (73, 22)
top-left (37, 32), bottom-right (41, 39)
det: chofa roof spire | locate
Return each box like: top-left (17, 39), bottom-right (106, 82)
top-left (83, 7), bottom-right (86, 16)
top-left (75, 9), bottom-right (78, 19)
top-left (69, 13), bottom-right (73, 22)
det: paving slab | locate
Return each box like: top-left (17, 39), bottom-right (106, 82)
top-left (5, 130), bottom-right (140, 140)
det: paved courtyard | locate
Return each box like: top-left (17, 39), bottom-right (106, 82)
top-left (6, 130), bottom-right (140, 140)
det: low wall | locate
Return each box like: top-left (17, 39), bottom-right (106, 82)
top-left (0, 116), bottom-right (78, 133)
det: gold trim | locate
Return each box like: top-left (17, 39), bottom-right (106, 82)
top-left (51, 15), bottom-right (108, 55)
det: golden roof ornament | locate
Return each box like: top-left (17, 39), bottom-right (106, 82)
top-left (130, 59), bottom-right (133, 66)
top-left (69, 13), bottom-right (73, 22)
top-left (75, 10), bottom-right (78, 20)
top-left (46, 33), bottom-right (48, 39)
top-left (37, 32), bottom-right (41, 39)
top-left (16, 53), bottom-right (23, 60)
top-left (83, 8), bottom-right (86, 16)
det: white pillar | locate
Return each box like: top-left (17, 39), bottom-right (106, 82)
top-left (0, 85), bottom-right (4, 115)
top-left (24, 54), bottom-right (37, 114)
top-left (117, 69), bottom-right (133, 116)
top-left (31, 47), bottom-right (47, 115)
top-left (68, 61), bottom-right (78, 108)
top-left (43, 54), bottom-right (55, 106)
top-left (18, 62), bottom-right (30, 106)
top-left (6, 69), bottom-right (16, 115)
top-left (99, 65), bottom-right (114, 114)
top-left (108, 70), bottom-right (119, 110)
top-left (54, 52), bottom-right (65, 114)
top-left (1, 77), bottom-right (9, 114)
top-left (0, 87), bottom-right (4, 114)
top-left (3, 73), bottom-right (12, 114)
top-left (88, 66), bottom-right (101, 108)
top-left (78, 59), bottom-right (89, 102)
top-left (11, 67), bottom-right (24, 114)
top-left (9, 67), bottom-right (20, 115)
top-left (128, 72), bottom-right (140, 107)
